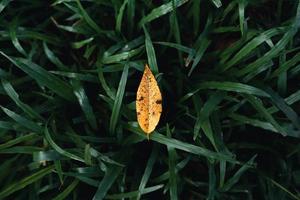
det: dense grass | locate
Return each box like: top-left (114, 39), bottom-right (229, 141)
top-left (0, 0), bottom-right (300, 199)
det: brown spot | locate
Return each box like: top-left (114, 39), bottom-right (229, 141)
top-left (138, 96), bottom-right (144, 101)
top-left (137, 112), bottom-right (140, 115)
top-left (156, 100), bottom-right (162, 104)
top-left (152, 112), bottom-right (155, 115)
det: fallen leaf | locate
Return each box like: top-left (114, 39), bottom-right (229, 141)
top-left (136, 64), bottom-right (162, 135)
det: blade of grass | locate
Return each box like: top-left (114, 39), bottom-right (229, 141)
top-left (0, 165), bottom-right (54, 199)
top-left (1, 79), bottom-right (43, 120)
top-left (179, 81), bottom-right (269, 103)
top-left (52, 179), bottom-right (79, 200)
top-left (127, 0), bottom-right (135, 35)
top-left (167, 124), bottom-right (178, 200)
top-left (109, 64), bottom-right (129, 135)
top-left (194, 91), bottom-right (224, 140)
top-left (137, 145), bottom-right (158, 200)
top-left (220, 155), bottom-right (256, 192)
top-left (208, 163), bottom-right (217, 200)
top-left (51, 71), bottom-right (98, 83)
top-left (236, 29), bottom-right (298, 77)
top-left (71, 80), bottom-right (98, 130)
top-left (271, 52), bottom-right (300, 78)
top-left (106, 185), bottom-right (164, 199)
top-left (71, 37), bottom-right (94, 49)
top-left (143, 26), bottom-right (158, 74)
top-left (0, 106), bottom-right (42, 133)
top-left (9, 18), bottom-right (27, 56)
top-left (139, 0), bottom-right (189, 28)
top-left (126, 125), bottom-right (238, 163)
top-left (221, 27), bottom-right (286, 71)
top-left (75, 0), bottom-right (102, 34)
top-left (43, 42), bottom-right (67, 71)
top-left (238, 0), bottom-right (247, 37)
top-left (102, 46), bottom-right (143, 64)
top-left (188, 39), bottom-right (211, 76)
top-left (155, 41), bottom-right (195, 54)
top-left (45, 126), bottom-right (85, 163)
top-left (264, 87), bottom-right (300, 131)
top-left (92, 152), bottom-right (128, 200)
top-left (0, 51), bottom-right (75, 101)
top-left (0, 0), bottom-right (11, 13)
top-left (244, 94), bottom-right (287, 136)
top-left (211, 0), bottom-right (222, 8)
top-left (116, 0), bottom-right (129, 32)
top-left (0, 133), bottom-right (38, 150)
top-left (229, 113), bottom-right (279, 134)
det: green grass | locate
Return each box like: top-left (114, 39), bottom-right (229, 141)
top-left (0, 0), bottom-right (300, 199)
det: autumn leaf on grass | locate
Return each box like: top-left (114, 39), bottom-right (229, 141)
top-left (136, 64), bottom-right (162, 136)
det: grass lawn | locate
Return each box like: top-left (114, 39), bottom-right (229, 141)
top-left (0, 0), bottom-right (300, 199)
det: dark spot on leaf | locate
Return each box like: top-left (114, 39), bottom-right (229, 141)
top-left (138, 96), bottom-right (144, 101)
top-left (137, 112), bottom-right (140, 115)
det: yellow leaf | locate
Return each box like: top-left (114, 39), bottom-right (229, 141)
top-left (136, 64), bottom-right (162, 135)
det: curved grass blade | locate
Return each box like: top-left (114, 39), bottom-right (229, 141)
top-left (139, 0), bottom-right (189, 27)
top-left (1, 79), bottom-right (43, 120)
top-left (71, 80), bottom-right (98, 130)
top-left (244, 94), bottom-right (287, 136)
top-left (0, 0), bottom-right (11, 13)
top-left (229, 113), bottom-right (279, 133)
top-left (102, 46), bottom-right (143, 64)
top-left (0, 146), bottom-right (43, 154)
top-left (0, 106), bottom-right (42, 133)
top-left (71, 37), bottom-right (94, 49)
top-left (0, 51), bottom-right (75, 101)
top-left (211, 0), bottom-right (222, 7)
top-left (0, 165), bottom-right (54, 199)
top-left (75, 0), bottom-right (102, 34)
top-left (33, 150), bottom-right (62, 162)
top-left (43, 42), bottom-right (68, 70)
top-left (116, 0), bottom-right (129, 32)
top-left (264, 87), bottom-right (300, 131)
top-left (271, 52), bottom-right (300, 78)
top-left (0, 133), bottom-right (38, 150)
top-left (268, 89), bottom-right (300, 114)
top-left (180, 81), bottom-right (269, 103)
top-left (51, 71), bottom-right (98, 83)
top-left (126, 125), bottom-right (237, 163)
top-left (9, 18), bottom-right (27, 56)
top-left (45, 126), bottom-right (85, 163)
top-left (221, 27), bottom-right (286, 71)
top-left (236, 29), bottom-right (298, 77)
top-left (238, 0), bottom-right (247, 37)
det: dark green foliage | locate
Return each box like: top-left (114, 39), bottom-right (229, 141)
top-left (0, 0), bottom-right (300, 199)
